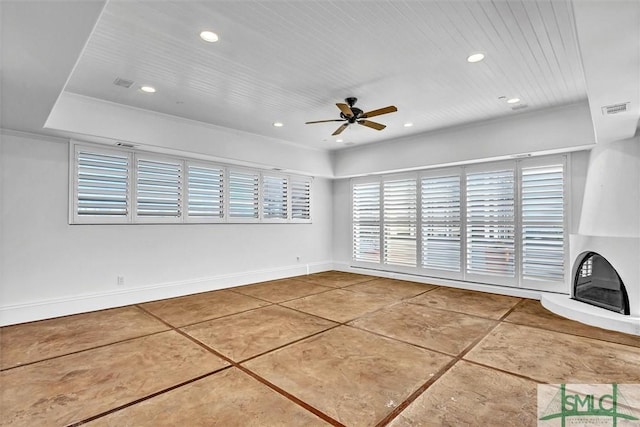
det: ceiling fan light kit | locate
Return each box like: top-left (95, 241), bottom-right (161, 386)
top-left (305, 97), bottom-right (397, 136)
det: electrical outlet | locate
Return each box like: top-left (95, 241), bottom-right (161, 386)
top-left (117, 276), bottom-right (125, 286)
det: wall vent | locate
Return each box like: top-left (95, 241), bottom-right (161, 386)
top-left (113, 77), bottom-right (134, 88)
top-left (601, 102), bottom-right (629, 115)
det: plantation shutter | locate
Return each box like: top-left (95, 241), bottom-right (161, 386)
top-left (187, 164), bottom-right (224, 219)
top-left (76, 149), bottom-right (130, 219)
top-left (521, 164), bottom-right (565, 281)
top-left (228, 170), bottom-right (259, 219)
top-left (136, 157), bottom-right (183, 219)
top-left (291, 178), bottom-right (311, 220)
top-left (383, 178), bottom-right (417, 267)
top-left (263, 175), bottom-right (288, 220)
top-left (421, 174), bottom-right (461, 272)
top-left (466, 169), bottom-right (515, 277)
top-left (353, 182), bottom-right (381, 263)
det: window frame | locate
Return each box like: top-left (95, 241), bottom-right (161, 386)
top-left (227, 167), bottom-right (261, 223)
top-left (517, 155), bottom-right (569, 291)
top-left (70, 144), bottom-right (133, 224)
top-left (133, 153), bottom-right (184, 224)
top-left (261, 172), bottom-right (290, 223)
top-left (70, 142), bottom-right (313, 225)
top-left (463, 160), bottom-right (518, 287)
top-left (185, 160), bottom-right (226, 224)
top-left (418, 167), bottom-right (464, 281)
top-left (351, 176), bottom-right (382, 268)
top-left (381, 173), bottom-right (419, 274)
top-left (289, 176), bottom-right (313, 223)
top-left (350, 155), bottom-right (569, 290)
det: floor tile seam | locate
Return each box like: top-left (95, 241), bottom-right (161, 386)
top-left (496, 317), bottom-right (640, 351)
top-left (234, 363), bottom-right (346, 427)
top-left (337, 286), bottom-right (433, 300)
top-left (501, 318), bottom-right (640, 349)
top-left (451, 301), bottom-right (525, 363)
top-left (233, 286), bottom-right (339, 305)
top-left (0, 328), bottom-right (172, 373)
top-left (185, 325), bottom-right (346, 427)
top-left (139, 305), bottom-right (344, 426)
top-left (342, 323), bottom-right (459, 359)
top-left (400, 300), bottom-right (517, 322)
top-left (137, 302), bottom-right (276, 329)
top-left (133, 306), bottom-right (237, 364)
top-left (66, 366), bottom-right (232, 426)
top-left (376, 307), bottom-right (518, 426)
top-left (236, 323), bottom-right (343, 365)
top-left (458, 358), bottom-right (548, 385)
top-left (273, 304), bottom-right (347, 324)
top-left (373, 356), bottom-right (460, 427)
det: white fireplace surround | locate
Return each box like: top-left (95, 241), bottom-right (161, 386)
top-left (541, 137), bottom-right (640, 336)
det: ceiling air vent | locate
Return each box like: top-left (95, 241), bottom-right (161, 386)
top-left (601, 102), bottom-right (629, 115)
top-left (115, 142), bottom-right (135, 148)
top-left (113, 77), bottom-right (134, 88)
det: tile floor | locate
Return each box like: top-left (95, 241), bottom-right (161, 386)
top-left (1, 271), bottom-right (639, 426)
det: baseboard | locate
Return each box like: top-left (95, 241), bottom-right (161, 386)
top-left (0, 261), bottom-right (333, 326)
top-left (332, 262), bottom-right (543, 300)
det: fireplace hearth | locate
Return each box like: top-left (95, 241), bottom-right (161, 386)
top-left (573, 252), bottom-right (630, 315)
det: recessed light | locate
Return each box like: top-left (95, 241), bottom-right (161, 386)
top-left (140, 85), bottom-right (156, 93)
top-left (507, 97), bottom-right (521, 104)
top-left (272, 122), bottom-right (284, 127)
top-left (467, 52), bottom-right (485, 63)
top-left (336, 139), bottom-right (343, 143)
top-left (404, 122), bottom-right (413, 127)
top-left (200, 31), bottom-right (219, 43)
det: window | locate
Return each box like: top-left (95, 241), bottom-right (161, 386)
top-left (71, 143), bottom-right (312, 224)
top-left (421, 174), bottom-right (461, 272)
top-left (262, 175), bottom-right (288, 220)
top-left (521, 164), bottom-right (565, 282)
top-left (291, 178), bottom-right (311, 221)
top-left (383, 178), bottom-right (417, 267)
top-left (351, 156), bottom-right (567, 289)
top-left (187, 163), bottom-right (224, 221)
top-left (228, 170), bottom-right (259, 220)
top-left (74, 148), bottom-right (131, 223)
top-left (353, 182), bottom-right (380, 263)
top-left (135, 157), bottom-right (182, 221)
top-left (465, 169), bottom-right (515, 279)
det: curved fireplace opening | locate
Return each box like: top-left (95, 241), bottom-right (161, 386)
top-left (573, 252), bottom-right (630, 315)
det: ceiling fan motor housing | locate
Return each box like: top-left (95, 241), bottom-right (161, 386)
top-left (341, 107), bottom-right (364, 122)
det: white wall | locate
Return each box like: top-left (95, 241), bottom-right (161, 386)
top-left (579, 136), bottom-right (640, 237)
top-left (0, 131), bottom-right (333, 325)
top-left (46, 92), bottom-right (334, 177)
top-left (333, 102), bottom-right (594, 178)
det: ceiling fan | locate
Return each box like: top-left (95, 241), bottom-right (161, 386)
top-left (305, 97), bottom-right (398, 136)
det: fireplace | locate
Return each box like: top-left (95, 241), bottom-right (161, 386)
top-left (573, 252), bottom-right (630, 315)
top-left (540, 137), bottom-right (640, 336)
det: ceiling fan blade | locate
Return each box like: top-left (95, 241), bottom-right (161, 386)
top-left (332, 123), bottom-right (349, 136)
top-left (336, 103), bottom-right (354, 117)
top-left (358, 120), bottom-right (386, 131)
top-left (362, 105), bottom-right (397, 118)
top-left (305, 119), bottom-right (346, 124)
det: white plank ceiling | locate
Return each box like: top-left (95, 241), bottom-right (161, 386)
top-left (65, 0), bottom-right (587, 150)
